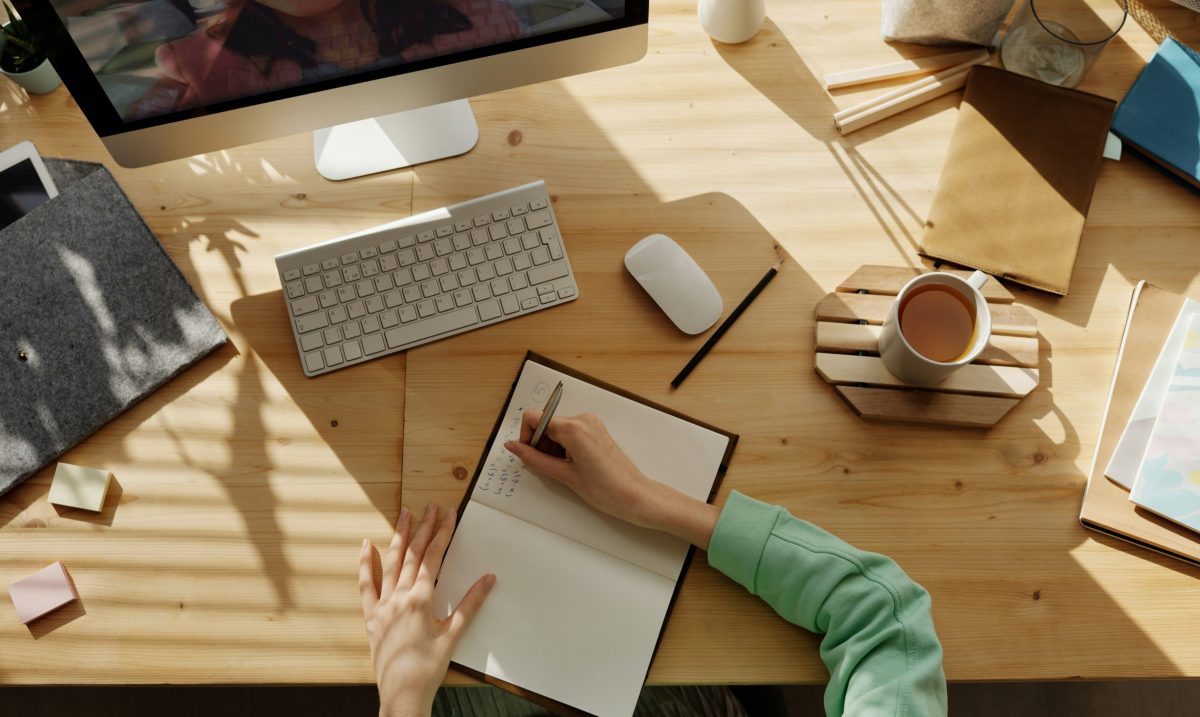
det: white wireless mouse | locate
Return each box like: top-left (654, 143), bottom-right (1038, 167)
top-left (624, 234), bottom-right (723, 335)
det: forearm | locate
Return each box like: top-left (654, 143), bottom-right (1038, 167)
top-left (630, 479), bottom-right (719, 550)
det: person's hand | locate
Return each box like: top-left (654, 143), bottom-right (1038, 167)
top-left (360, 503), bottom-right (496, 717)
top-left (504, 410), bottom-right (719, 549)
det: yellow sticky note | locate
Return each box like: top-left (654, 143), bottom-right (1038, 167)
top-left (49, 463), bottom-right (112, 512)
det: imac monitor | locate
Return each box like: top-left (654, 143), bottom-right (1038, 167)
top-left (18, 0), bottom-right (648, 178)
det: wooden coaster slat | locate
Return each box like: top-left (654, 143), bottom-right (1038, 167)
top-left (837, 265), bottom-right (1016, 303)
top-left (815, 293), bottom-right (1037, 337)
top-left (833, 386), bottom-right (1020, 428)
top-left (815, 321), bottom-right (1039, 368)
top-left (815, 353), bottom-right (1039, 398)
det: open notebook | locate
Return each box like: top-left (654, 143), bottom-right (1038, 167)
top-left (432, 354), bottom-right (737, 717)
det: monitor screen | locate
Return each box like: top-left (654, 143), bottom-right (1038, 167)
top-left (44, 0), bottom-right (631, 125)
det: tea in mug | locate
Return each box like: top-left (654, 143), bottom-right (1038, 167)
top-left (898, 284), bottom-right (976, 363)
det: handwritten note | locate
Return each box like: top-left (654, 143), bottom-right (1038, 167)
top-left (477, 404), bottom-right (526, 499)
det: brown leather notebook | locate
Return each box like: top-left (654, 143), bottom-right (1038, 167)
top-left (920, 66), bottom-right (1116, 295)
top-left (1080, 282), bottom-right (1200, 566)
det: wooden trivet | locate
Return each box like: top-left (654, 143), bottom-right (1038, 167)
top-left (814, 265), bottom-right (1040, 428)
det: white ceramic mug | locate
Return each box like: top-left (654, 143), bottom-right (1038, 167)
top-left (878, 271), bottom-right (991, 385)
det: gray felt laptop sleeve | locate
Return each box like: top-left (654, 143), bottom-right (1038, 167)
top-left (0, 159), bottom-right (228, 496)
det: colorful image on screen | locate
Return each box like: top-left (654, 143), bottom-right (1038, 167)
top-left (49, 0), bottom-right (625, 122)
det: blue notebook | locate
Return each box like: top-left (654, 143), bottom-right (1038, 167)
top-left (1111, 38), bottom-right (1200, 191)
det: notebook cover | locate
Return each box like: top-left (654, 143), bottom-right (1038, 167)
top-left (1079, 282), bottom-right (1200, 567)
top-left (1110, 38), bottom-right (1200, 192)
top-left (919, 66), bottom-right (1116, 295)
top-left (0, 159), bottom-right (228, 496)
top-left (448, 351), bottom-right (739, 717)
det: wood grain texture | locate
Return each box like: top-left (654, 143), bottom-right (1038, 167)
top-left (2, 0), bottom-right (1200, 688)
top-left (833, 386), bottom-right (1020, 428)
top-left (815, 292), bottom-right (1038, 336)
top-left (815, 321), bottom-right (1038, 367)
top-left (837, 264), bottom-right (1016, 302)
top-left (815, 353), bottom-right (1039, 398)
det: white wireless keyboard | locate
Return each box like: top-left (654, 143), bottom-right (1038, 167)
top-left (275, 181), bottom-right (578, 376)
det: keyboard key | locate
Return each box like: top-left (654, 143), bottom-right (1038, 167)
top-left (417, 300), bottom-right (436, 318)
top-left (399, 305), bottom-right (417, 323)
top-left (449, 254), bottom-right (467, 272)
top-left (472, 284), bottom-right (491, 301)
top-left (458, 268), bottom-right (477, 286)
top-left (348, 300), bottom-right (366, 319)
top-left (393, 268), bottom-right (413, 286)
top-left (521, 232), bottom-right (540, 250)
top-left (455, 220), bottom-right (472, 232)
top-left (398, 235), bottom-right (416, 248)
top-left (470, 229), bottom-right (489, 246)
top-left (492, 208), bottom-right (511, 221)
top-left (416, 244), bottom-right (435, 262)
top-left (501, 294), bottom-right (520, 314)
top-left (380, 310), bottom-right (399, 328)
top-left (360, 247), bottom-right (378, 259)
top-left (304, 351), bottom-right (324, 372)
top-left (440, 275), bottom-right (459, 292)
top-left (403, 285), bottom-right (421, 303)
top-left (421, 280), bottom-right (440, 298)
top-left (548, 242), bottom-right (563, 261)
top-left (343, 321), bottom-right (362, 339)
top-left (286, 281), bottom-right (305, 299)
top-left (418, 230), bottom-right (436, 243)
top-left (297, 313), bottom-right (329, 333)
top-left (491, 279), bottom-right (510, 296)
top-left (435, 225), bottom-right (453, 238)
top-left (526, 209), bottom-right (552, 230)
top-left (305, 276), bottom-right (323, 293)
top-left (356, 280), bottom-right (376, 298)
top-left (342, 265), bottom-right (362, 282)
top-left (363, 333), bottom-right (386, 355)
top-left (453, 234), bottom-right (470, 251)
top-left (341, 252), bottom-right (359, 265)
top-left (384, 291), bottom-right (404, 308)
top-left (323, 327), bottom-right (341, 345)
top-left (302, 263), bottom-right (320, 276)
top-left (283, 268), bottom-right (301, 281)
top-left (322, 258), bottom-right (340, 271)
top-left (521, 297), bottom-right (539, 310)
top-left (362, 315), bottom-right (381, 333)
top-left (329, 306), bottom-right (349, 324)
top-left (528, 262), bottom-right (569, 285)
top-left (398, 248), bottom-right (416, 267)
top-left (301, 332), bottom-right (323, 351)
top-left (506, 218), bottom-right (525, 236)
top-left (537, 283), bottom-right (556, 296)
top-left (478, 298), bottom-right (502, 321)
top-left (435, 295), bottom-right (454, 313)
top-left (338, 285), bottom-right (357, 303)
top-left (540, 293), bottom-right (555, 305)
top-left (380, 254), bottom-right (399, 272)
top-left (365, 296), bottom-right (385, 313)
top-left (379, 239), bottom-right (398, 253)
top-left (386, 306), bottom-right (479, 348)
top-left (467, 248), bottom-right (485, 265)
top-left (489, 224), bottom-right (507, 241)
top-left (434, 238), bottom-right (452, 256)
top-left (374, 274), bottom-right (393, 292)
top-left (361, 259), bottom-right (380, 277)
top-left (511, 203), bottom-right (529, 216)
top-left (412, 264), bottom-right (431, 281)
top-left (323, 345), bottom-right (344, 366)
top-left (477, 264), bottom-right (496, 281)
top-left (453, 289), bottom-right (472, 307)
top-left (503, 237), bottom-right (520, 255)
top-left (485, 244), bottom-right (503, 261)
top-left (530, 198), bottom-right (548, 211)
top-left (323, 271), bottom-right (343, 288)
top-left (473, 214), bottom-right (490, 227)
top-left (430, 258), bottom-right (449, 276)
top-left (530, 247), bottom-right (550, 265)
top-left (495, 258), bottom-right (514, 276)
top-left (539, 227), bottom-right (556, 242)
top-left (291, 295), bottom-right (319, 316)
top-left (513, 254), bottom-right (531, 271)
top-left (510, 273), bottom-right (529, 291)
top-left (343, 340), bottom-right (363, 361)
top-left (558, 286), bottom-right (577, 299)
top-left (516, 288), bottom-right (538, 304)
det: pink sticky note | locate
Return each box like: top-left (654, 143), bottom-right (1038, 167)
top-left (9, 562), bottom-right (78, 624)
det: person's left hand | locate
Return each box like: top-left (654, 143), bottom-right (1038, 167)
top-left (360, 502), bottom-right (496, 717)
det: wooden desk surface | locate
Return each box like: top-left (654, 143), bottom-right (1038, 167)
top-left (3, 0), bottom-right (1200, 686)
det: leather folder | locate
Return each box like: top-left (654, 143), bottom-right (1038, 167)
top-left (1080, 282), bottom-right (1200, 567)
top-left (919, 66), bottom-right (1116, 295)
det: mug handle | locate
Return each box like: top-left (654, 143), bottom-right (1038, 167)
top-left (967, 270), bottom-right (989, 291)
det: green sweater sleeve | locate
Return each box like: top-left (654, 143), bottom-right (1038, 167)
top-left (707, 491), bottom-right (947, 717)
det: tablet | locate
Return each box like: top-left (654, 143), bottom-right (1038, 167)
top-left (0, 141), bottom-right (58, 231)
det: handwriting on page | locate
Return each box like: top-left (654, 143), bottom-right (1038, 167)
top-left (478, 406), bottom-right (526, 498)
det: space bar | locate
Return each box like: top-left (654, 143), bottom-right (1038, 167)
top-left (385, 307), bottom-right (479, 349)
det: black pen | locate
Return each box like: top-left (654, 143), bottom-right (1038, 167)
top-left (671, 258), bottom-right (783, 388)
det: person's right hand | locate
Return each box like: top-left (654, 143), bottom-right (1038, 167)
top-left (503, 410), bottom-right (719, 549)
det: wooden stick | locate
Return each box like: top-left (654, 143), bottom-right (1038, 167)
top-left (832, 52), bottom-right (990, 123)
top-left (834, 65), bottom-right (972, 136)
top-left (823, 48), bottom-right (988, 90)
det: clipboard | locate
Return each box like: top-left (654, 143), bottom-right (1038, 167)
top-left (444, 351), bottom-right (738, 716)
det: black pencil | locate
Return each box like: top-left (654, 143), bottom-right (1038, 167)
top-left (671, 258), bottom-right (783, 388)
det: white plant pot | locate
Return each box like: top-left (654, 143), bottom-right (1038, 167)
top-left (698, 0), bottom-right (765, 44)
top-left (0, 26), bottom-right (62, 95)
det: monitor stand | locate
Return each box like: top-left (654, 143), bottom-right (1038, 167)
top-left (312, 99), bottom-right (479, 181)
